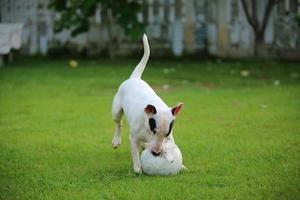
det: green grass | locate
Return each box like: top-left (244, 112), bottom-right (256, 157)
top-left (0, 57), bottom-right (299, 199)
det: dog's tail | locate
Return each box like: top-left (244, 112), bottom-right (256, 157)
top-left (130, 34), bottom-right (150, 79)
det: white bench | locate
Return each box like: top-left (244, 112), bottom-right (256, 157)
top-left (0, 23), bottom-right (23, 66)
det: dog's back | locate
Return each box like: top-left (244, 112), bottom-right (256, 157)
top-left (113, 34), bottom-right (168, 133)
top-left (118, 78), bottom-right (168, 128)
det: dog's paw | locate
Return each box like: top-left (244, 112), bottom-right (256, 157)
top-left (112, 136), bottom-right (121, 149)
top-left (141, 142), bottom-right (148, 150)
top-left (181, 165), bottom-right (188, 171)
top-left (133, 166), bottom-right (142, 174)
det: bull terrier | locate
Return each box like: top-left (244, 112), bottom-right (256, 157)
top-left (111, 34), bottom-right (184, 173)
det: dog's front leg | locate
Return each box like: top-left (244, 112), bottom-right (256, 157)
top-left (130, 136), bottom-right (141, 174)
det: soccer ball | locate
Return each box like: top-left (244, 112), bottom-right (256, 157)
top-left (141, 141), bottom-right (183, 176)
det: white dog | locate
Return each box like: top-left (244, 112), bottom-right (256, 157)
top-left (111, 34), bottom-right (183, 173)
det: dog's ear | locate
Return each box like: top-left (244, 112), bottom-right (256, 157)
top-left (171, 103), bottom-right (183, 116)
top-left (145, 104), bottom-right (157, 115)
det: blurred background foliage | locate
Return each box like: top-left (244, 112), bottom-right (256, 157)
top-left (49, 0), bottom-right (145, 38)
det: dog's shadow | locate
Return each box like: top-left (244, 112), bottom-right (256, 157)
top-left (95, 150), bottom-right (190, 185)
top-left (95, 167), bottom-right (140, 185)
top-left (95, 166), bottom-right (190, 185)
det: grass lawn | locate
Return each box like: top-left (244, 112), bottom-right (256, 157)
top-left (0, 57), bottom-right (299, 199)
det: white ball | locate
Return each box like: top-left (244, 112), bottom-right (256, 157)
top-left (141, 141), bottom-right (183, 176)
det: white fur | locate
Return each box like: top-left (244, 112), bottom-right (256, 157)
top-left (111, 34), bottom-right (183, 173)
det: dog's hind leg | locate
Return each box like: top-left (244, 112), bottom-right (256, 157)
top-left (112, 93), bottom-right (123, 149)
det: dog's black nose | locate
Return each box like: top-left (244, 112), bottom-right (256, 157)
top-left (151, 151), bottom-right (160, 156)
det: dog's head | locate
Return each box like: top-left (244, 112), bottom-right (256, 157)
top-left (144, 103), bottom-right (183, 156)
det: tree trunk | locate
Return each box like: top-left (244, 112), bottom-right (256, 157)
top-left (254, 31), bottom-right (268, 57)
top-left (254, 31), bottom-right (263, 55)
top-left (241, 0), bottom-right (278, 58)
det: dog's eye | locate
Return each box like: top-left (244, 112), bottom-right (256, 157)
top-left (149, 118), bottom-right (156, 134)
top-left (166, 120), bottom-right (174, 137)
